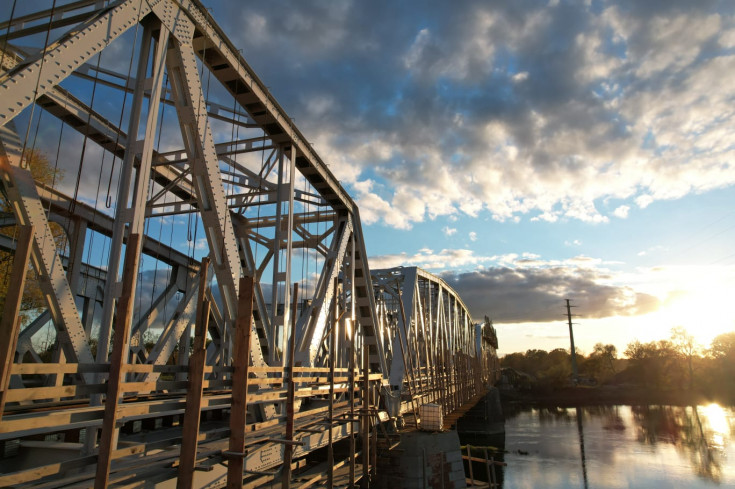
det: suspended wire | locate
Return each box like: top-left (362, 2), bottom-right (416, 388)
top-left (27, 104), bottom-right (44, 160)
top-left (150, 74), bottom-right (170, 325)
top-left (709, 250), bottom-right (735, 266)
top-left (85, 135), bottom-right (114, 304)
top-left (301, 161), bottom-right (309, 309)
top-left (105, 0), bottom-right (145, 209)
top-left (664, 208), bottom-right (735, 262)
top-left (0, 0), bottom-right (18, 72)
top-left (68, 46), bottom-right (105, 218)
top-left (20, 0), bottom-right (57, 168)
top-left (253, 110), bottom-right (266, 271)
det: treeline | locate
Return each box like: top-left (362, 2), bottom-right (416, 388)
top-left (500, 329), bottom-right (735, 401)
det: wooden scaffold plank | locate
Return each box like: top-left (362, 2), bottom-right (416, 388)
top-left (227, 276), bottom-right (255, 489)
top-left (177, 257), bottom-right (211, 489)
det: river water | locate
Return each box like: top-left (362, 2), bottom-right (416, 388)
top-left (485, 404), bottom-right (735, 488)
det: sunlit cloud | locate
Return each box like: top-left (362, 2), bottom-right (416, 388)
top-left (220, 1), bottom-right (735, 229)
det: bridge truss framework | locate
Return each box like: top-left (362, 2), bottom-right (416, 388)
top-left (0, 1), bottom-right (496, 487)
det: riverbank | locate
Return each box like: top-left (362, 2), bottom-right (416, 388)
top-left (500, 383), bottom-right (735, 407)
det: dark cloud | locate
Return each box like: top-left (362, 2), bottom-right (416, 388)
top-left (441, 266), bottom-right (660, 323)
top-left (6, 1), bottom-right (735, 227)
top-left (210, 0), bottom-right (735, 226)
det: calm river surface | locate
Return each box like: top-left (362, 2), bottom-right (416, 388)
top-left (497, 404), bottom-right (735, 489)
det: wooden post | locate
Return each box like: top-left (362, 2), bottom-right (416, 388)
top-left (489, 455), bottom-right (497, 487)
top-left (466, 445), bottom-right (474, 485)
top-left (370, 391), bottom-right (377, 478)
top-left (176, 257), bottom-right (210, 489)
top-left (0, 225), bottom-right (33, 419)
top-left (360, 335), bottom-right (370, 488)
top-left (94, 233), bottom-right (142, 489)
top-left (281, 283), bottom-right (298, 489)
top-left (327, 278), bottom-right (337, 489)
top-left (349, 314), bottom-right (356, 488)
top-left (227, 276), bottom-right (255, 489)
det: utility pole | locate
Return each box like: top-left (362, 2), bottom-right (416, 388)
top-left (565, 299), bottom-right (579, 383)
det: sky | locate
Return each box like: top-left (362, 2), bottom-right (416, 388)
top-left (203, 0), bottom-right (735, 356)
top-left (5, 0), bottom-right (735, 357)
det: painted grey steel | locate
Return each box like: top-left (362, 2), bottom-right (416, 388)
top-left (0, 1), bottom-right (490, 484)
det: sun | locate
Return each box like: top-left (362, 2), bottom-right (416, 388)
top-left (656, 288), bottom-right (735, 347)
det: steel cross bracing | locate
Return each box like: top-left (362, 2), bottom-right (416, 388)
top-left (0, 1), bottom-right (495, 487)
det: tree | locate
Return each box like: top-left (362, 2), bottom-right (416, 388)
top-left (0, 150), bottom-right (64, 325)
top-left (625, 339), bottom-right (679, 387)
top-left (582, 343), bottom-right (618, 381)
top-left (670, 327), bottom-right (699, 389)
top-left (708, 331), bottom-right (735, 400)
top-left (709, 331), bottom-right (735, 360)
top-left (592, 343), bottom-right (617, 373)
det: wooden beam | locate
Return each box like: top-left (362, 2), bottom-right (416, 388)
top-left (176, 257), bottom-right (210, 489)
top-left (94, 232), bottom-right (142, 489)
top-left (227, 276), bottom-right (254, 489)
top-left (360, 329), bottom-right (370, 489)
top-left (0, 225), bottom-right (34, 419)
top-left (349, 305), bottom-right (356, 487)
top-left (327, 278), bottom-right (337, 489)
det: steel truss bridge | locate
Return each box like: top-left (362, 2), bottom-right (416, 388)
top-left (0, 1), bottom-right (499, 487)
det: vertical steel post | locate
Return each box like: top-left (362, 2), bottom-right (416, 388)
top-left (97, 20), bottom-right (168, 365)
top-left (269, 145), bottom-right (295, 365)
top-left (281, 282), bottom-right (298, 489)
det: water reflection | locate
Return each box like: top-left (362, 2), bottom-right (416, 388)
top-left (632, 404), bottom-right (732, 483)
top-left (575, 406), bottom-right (588, 489)
top-left (500, 404), bottom-right (735, 489)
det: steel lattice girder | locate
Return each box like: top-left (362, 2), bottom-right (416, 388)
top-left (371, 266), bottom-right (479, 414)
top-left (0, 1), bottom-right (494, 486)
top-left (0, 0), bottom-right (387, 385)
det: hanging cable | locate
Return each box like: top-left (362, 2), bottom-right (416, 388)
top-left (150, 74), bottom-right (170, 325)
top-left (27, 107), bottom-right (45, 163)
top-left (20, 0), bottom-right (58, 168)
top-left (301, 163), bottom-right (308, 307)
top-left (68, 45), bottom-right (104, 218)
top-left (0, 0), bottom-right (18, 73)
top-left (105, 0), bottom-right (145, 209)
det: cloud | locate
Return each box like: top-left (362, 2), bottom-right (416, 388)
top-left (469, 231), bottom-right (477, 241)
top-left (132, 269), bottom-right (175, 325)
top-left (210, 1), bottom-right (735, 229)
top-left (613, 205), bottom-right (630, 218)
top-left (369, 246), bottom-right (659, 323)
top-left (442, 265), bottom-right (660, 324)
top-left (443, 226), bottom-right (457, 236)
top-left (13, 2), bottom-right (735, 233)
top-left (370, 247), bottom-right (492, 271)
